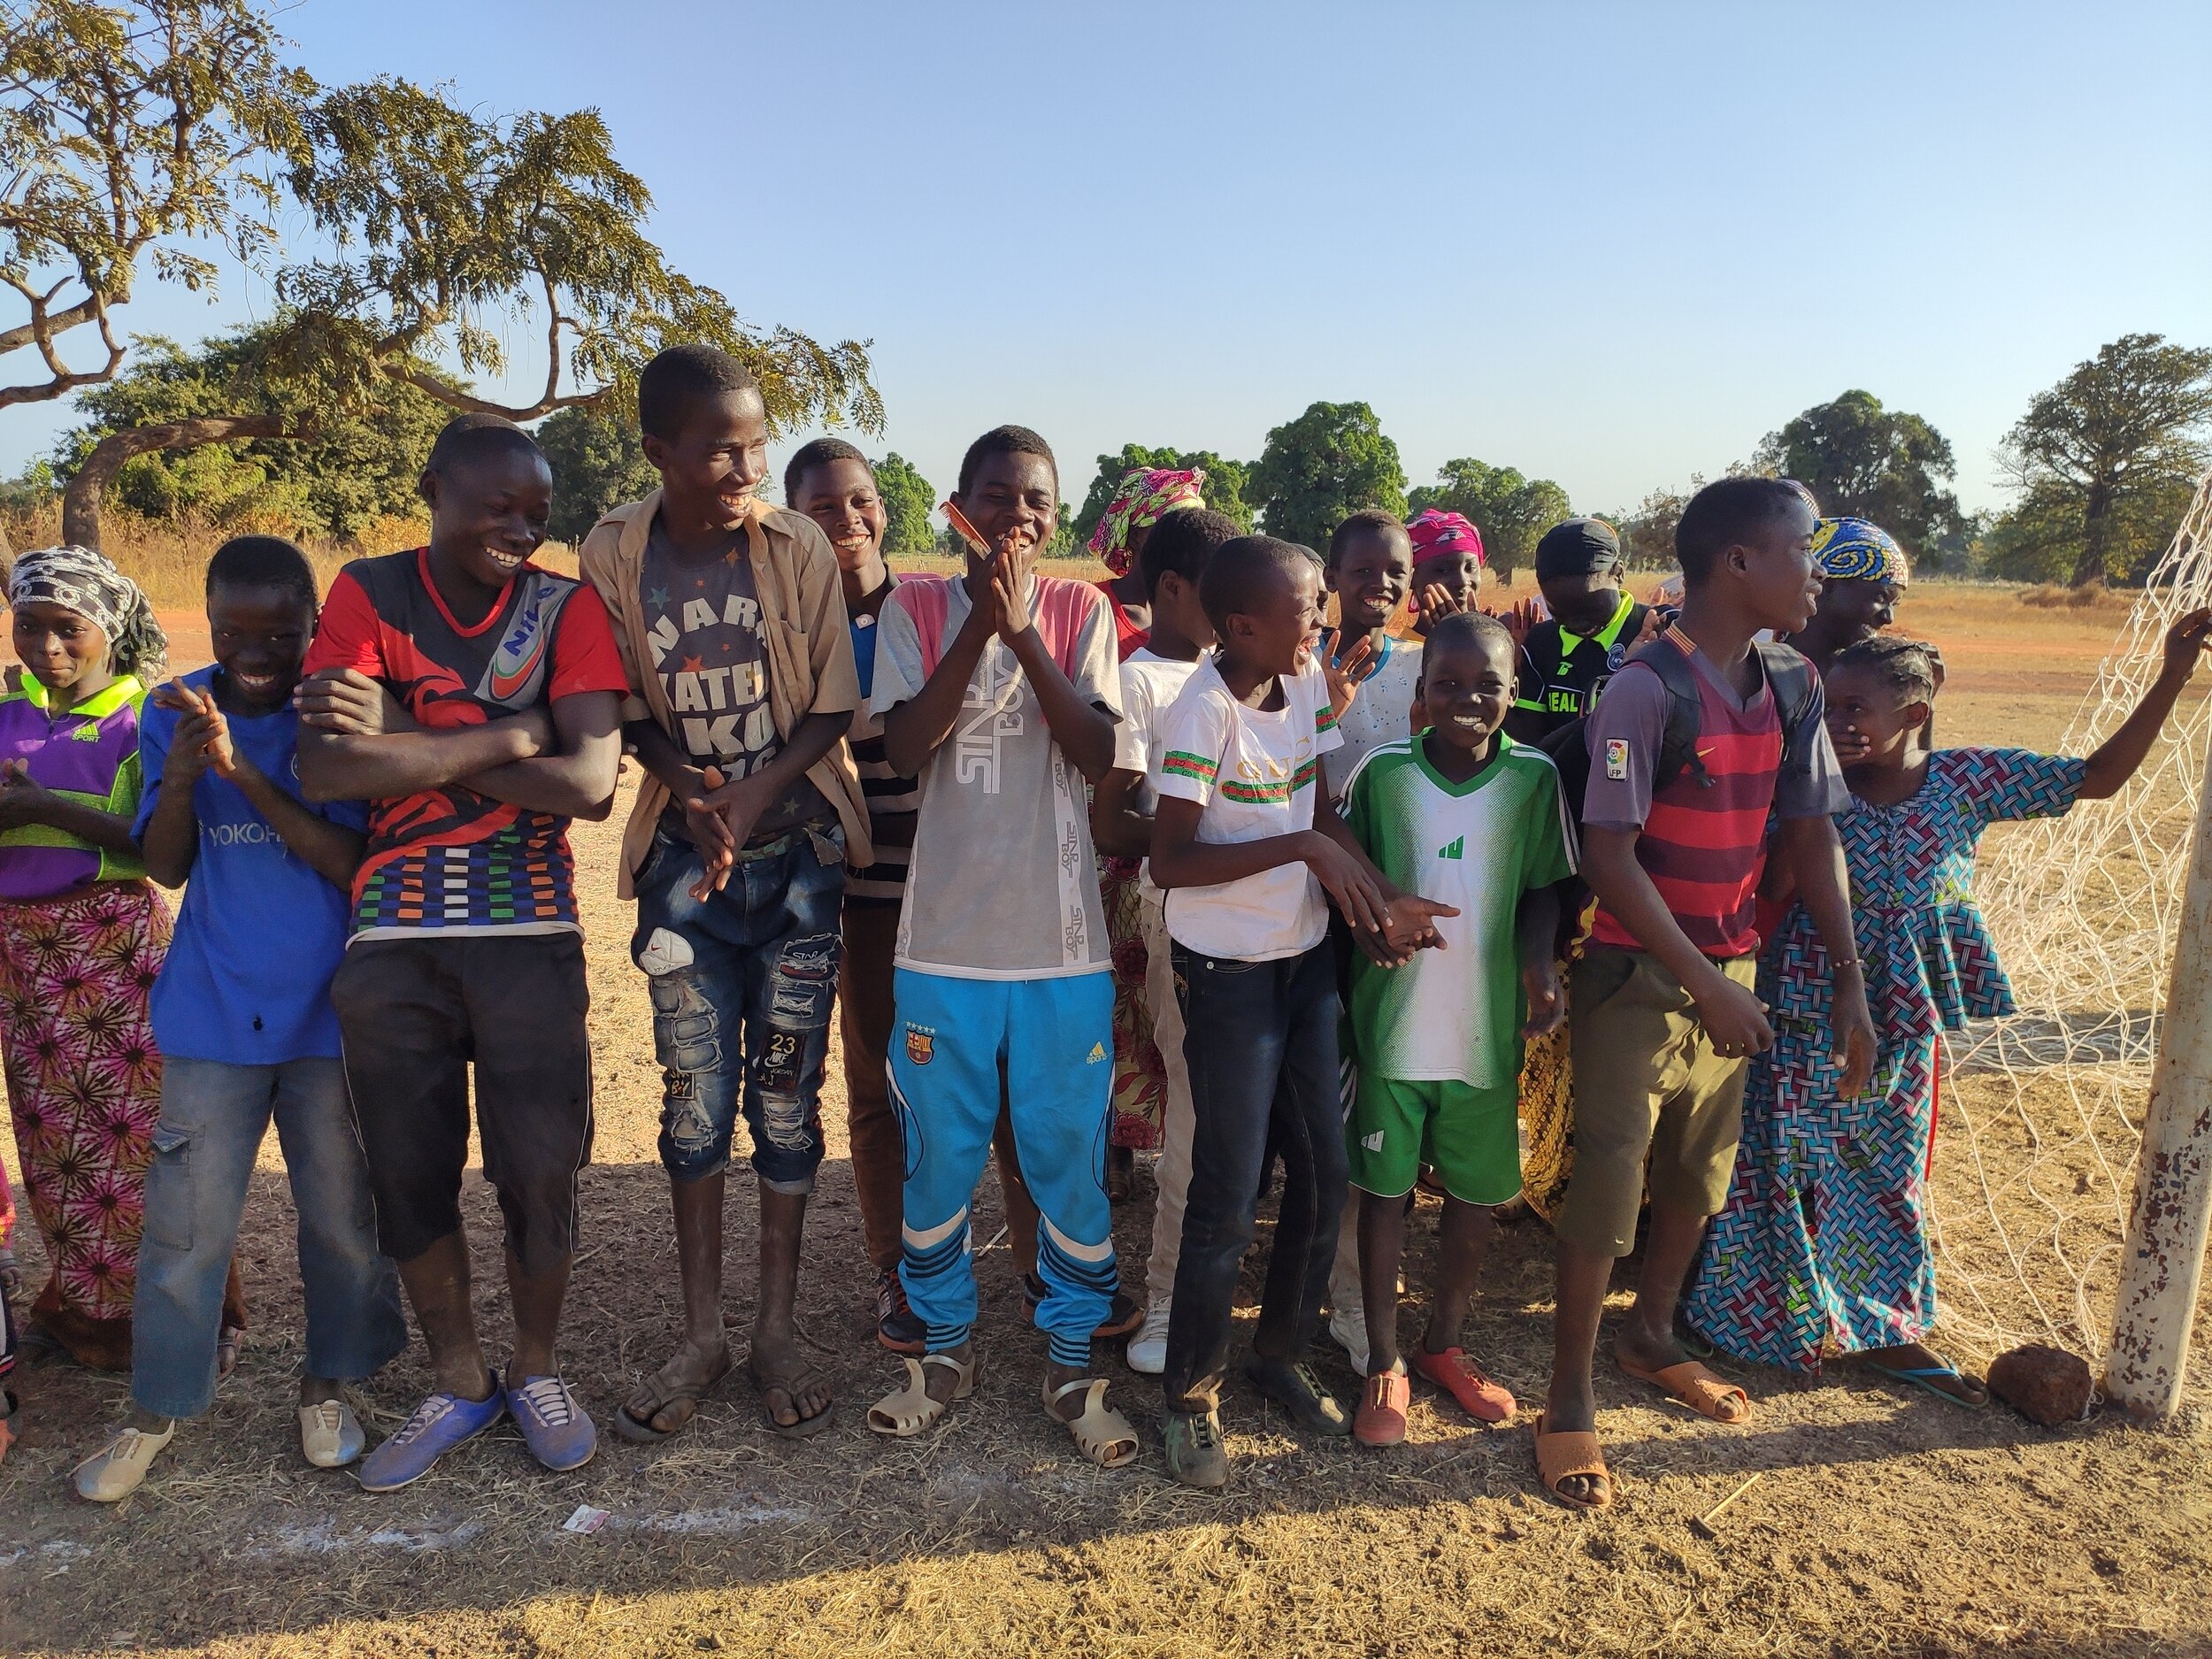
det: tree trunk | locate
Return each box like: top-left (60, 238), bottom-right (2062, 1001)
top-left (60, 414), bottom-right (299, 551)
top-left (2070, 478), bottom-right (2116, 588)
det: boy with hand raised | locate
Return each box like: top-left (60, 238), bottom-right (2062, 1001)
top-left (1148, 535), bottom-right (1454, 1489)
top-left (864, 426), bottom-right (1138, 1470)
top-left (1535, 478), bottom-right (1875, 1511)
top-left (297, 416), bottom-right (628, 1489)
top-left (579, 349), bottom-right (871, 1442)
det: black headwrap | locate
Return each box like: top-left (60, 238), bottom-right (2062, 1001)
top-left (1533, 518), bottom-right (1622, 581)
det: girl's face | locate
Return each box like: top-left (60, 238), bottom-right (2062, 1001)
top-left (1816, 575), bottom-right (1903, 644)
top-left (1413, 549), bottom-right (1481, 615)
top-left (1824, 660), bottom-right (1928, 770)
top-left (12, 601), bottom-right (110, 699)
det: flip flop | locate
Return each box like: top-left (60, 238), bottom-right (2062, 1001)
top-left (1532, 1411), bottom-right (1614, 1511)
top-left (749, 1355), bottom-right (836, 1440)
top-left (867, 1351), bottom-right (978, 1438)
top-left (1616, 1353), bottom-right (1752, 1424)
top-left (1042, 1377), bottom-right (1139, 1468)
top-left (613, 1346), bottom-right (733, 1443)
top-left (1862, 1350), bottom-right (1989, 1409)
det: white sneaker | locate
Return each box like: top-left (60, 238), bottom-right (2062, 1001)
top-left (1329, 1302), bottom-right (1371, 1378)
top-left (1126, 1297), bottom-right (1171, 1374)
top-left (299, 1398), bottom-right (366, 1469)
top-left (74, 1421), bottom-right (175, 1502)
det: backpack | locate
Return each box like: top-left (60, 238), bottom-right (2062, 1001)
top-left (1536, 632), bottom-right (1818, 829)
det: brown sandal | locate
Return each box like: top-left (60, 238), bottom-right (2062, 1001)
top-left (1532, 1411), bottom-right (1614, 1511)
top-left (1617, 1354), bottom-right (1752, 1424)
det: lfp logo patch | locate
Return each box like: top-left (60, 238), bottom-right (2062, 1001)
top-left (1604, 739), bottom-right (1630, 781)
top-left (904, 1024), bottom-right (936, 1065)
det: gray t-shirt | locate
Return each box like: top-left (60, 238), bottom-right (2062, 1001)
top-left (870, 574), bottom-right (1122, 979)
top-left (1581, 644), bottom-right (1847, 830)
top-left (641, 523), bottom-right (831, 836)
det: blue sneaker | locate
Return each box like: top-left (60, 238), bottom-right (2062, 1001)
top-left (506, 1374), bottom-right (597, 1472)
top-left (356, 1374), bottom-right (505, 1492)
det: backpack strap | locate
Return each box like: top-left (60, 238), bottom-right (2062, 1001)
top-left (1754, 639), bottom-right (1819, 787)
top-left (1627, 626), bottom-right (1712, 792)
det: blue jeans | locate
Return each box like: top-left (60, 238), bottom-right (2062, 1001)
top-left (632, 822), bottom-right (846, 1191)
top-left (1162, 942), bottom-right (1347, 1414)
top-left (888, 968), bottom-right (1116, 1369)
top-left (133, 1056), bottom-right (405, 1420)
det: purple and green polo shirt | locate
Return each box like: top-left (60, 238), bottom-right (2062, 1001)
top-left (0, 673), bottom-right (148, 902)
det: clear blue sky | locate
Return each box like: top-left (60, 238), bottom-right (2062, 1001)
top-left (4, 0), bottom-right (2208, 520)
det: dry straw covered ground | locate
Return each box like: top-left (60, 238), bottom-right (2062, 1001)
top-left (3, 575), bottom-right (2210, 1658)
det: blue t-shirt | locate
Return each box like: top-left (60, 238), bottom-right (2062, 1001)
top-left (134, 667), bottom-right (367, 1064)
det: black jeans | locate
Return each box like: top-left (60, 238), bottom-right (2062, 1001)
top-left (1161, 941), bottom-right (1347, 1414)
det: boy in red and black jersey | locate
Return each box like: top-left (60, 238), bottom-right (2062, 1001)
top-left (296, 415), bottom-right (627, 1490)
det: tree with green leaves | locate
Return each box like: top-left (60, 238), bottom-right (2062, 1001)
top-left (0, 0), bottom-right (311, 410)
top-left (1069, 443), bottom-right (1256, 545)
top-left (1407, 458), bottom-right (1571, 581)
top-left (45, 38), bottom-right (882, 546)
top-left (1247, 402), bottom-right (1405, 553)
top-left (1752, 389), bottom-right (1970, 569)
top-left (534, 407), bottom-right (657, 543)
top-left (1993, 334), bottom-right (2212, 587)
top-left (872, 452), bottom-right (937, 559)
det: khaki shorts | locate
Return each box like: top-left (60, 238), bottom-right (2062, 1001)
top-left (1554, 947), bottom-right (1755, 1257)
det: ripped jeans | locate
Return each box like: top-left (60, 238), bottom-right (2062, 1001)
top-left (632, 820), bottom-right (846, 1192)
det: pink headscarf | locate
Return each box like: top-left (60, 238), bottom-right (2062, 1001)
top-left (1087, 467), bottom-right (1208, 576)
top-left (1407, 508), bottom-right (1486, 567)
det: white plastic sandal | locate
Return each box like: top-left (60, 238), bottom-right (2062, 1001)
top-left (1044, 1377), bottom-right (1139, 1469)
top-left (866, 1352), bottom-right (977, 1437)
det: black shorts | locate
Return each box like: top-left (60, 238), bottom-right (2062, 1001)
top-left (332, 932), bottom-right (595, 1275)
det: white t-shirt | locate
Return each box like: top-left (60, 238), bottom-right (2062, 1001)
top-left (1322, 633), bottom-right (1422, 803)
top-left (1155, 657), bottom-right (1342, 962)
top-left (1115, 647), bottom-right (1206, 844)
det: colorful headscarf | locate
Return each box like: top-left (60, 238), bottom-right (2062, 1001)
top-left (6, 544), bottom-right (167, 680)
top-left (1087, 467), bottom-right (1207, 576)
top-left (1407, 508), bottom-right (1486, 567)
top-left (1809, 517), bottom-right (1909, 585)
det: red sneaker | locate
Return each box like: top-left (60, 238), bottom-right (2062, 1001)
top-left (1411, 1346), bottom-right (1517, 1424)
top-left (1354, 1366), bottom-right (1410, 1448)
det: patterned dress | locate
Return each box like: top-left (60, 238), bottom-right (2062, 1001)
top-left (1685, 747), bottom-right (2085, 1371)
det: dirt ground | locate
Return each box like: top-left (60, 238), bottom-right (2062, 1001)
top-left (4, 578), bottom-right (2211, 1659)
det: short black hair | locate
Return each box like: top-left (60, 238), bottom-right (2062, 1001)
top-left (1421, 608), bottom-right (1514, 664)
top-left (1140, 508), bottom-right (1240, 601)
top-left (783, 436), bottom-right (871, 508)
top-left (1326, 508), bottom-right (1408, 569)
top-left (1674, 476), bottom-right (1809, 584)
top-left (420, 413), bottom-right (542, 489)
top-left (637, 343), bottom-right (761, 443)
top-left (206, 535), bottom-right (316, 606)
top-left (1198, 534), bottom-right (1317, 636)
top-left (956, 425), bottom-right (1056, 495)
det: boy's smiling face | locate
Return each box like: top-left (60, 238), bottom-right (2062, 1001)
top-left (1739, 496), bottom-right (1823, 634)
top-left (647, 388), bottom-right (772, 532)
top-left (1328, 526), bottom-right (1411, 634)
top-left (794, 457), bottom-right (887, 576)
top-left (425, 448), bottom-right (552, 590)
top-left (210, 584), bottom-right (316, 716)
top-left (950, 450), bottom-right (1058, 564)
top-left (1226, 554), bottom-right (1325, 680)
top-left (1418, 627), bottom-right (1516, 754)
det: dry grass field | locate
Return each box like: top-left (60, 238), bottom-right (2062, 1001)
top-left (4, 573), bottom-right (2210, 1659)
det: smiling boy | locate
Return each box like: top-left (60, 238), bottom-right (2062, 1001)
top-left (296, 414), bottom-right (628, 1489)
top-left (578, 349), bottom-right (871, 1442)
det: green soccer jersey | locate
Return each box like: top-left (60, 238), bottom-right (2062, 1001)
top-left (1343, 733), bottom-right (1577, 1087)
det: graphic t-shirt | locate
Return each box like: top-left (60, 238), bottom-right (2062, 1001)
top-left (1321, 631), bottom-right (1421, 803)
top-left (845, 582), bottom-right (919, 905)
top-left (134, 666), bottom-right (366, 1063)
top-left (0, 674), bottom-right (147, 900)
top-left (303, 549), bottom-right (630, 939)
top-left (1113, 647), bottom-right (1206, 844)
top-left (1155, 657), bottom-right (1341, 962)
top-left (870, 573), bottom-right (1122, 979)
top-left (1510, 591), bottom-right (1651, 742)
top-left (1342, 734), bottom-right (1576, 1087)
top-left (641, 523), bottom-right (831, 837)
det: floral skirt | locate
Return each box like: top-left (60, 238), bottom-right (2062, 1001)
top-left (0, 881), bottom-right (173, 1369)
top-left (1102, 858), bottom-right (1164, 1150)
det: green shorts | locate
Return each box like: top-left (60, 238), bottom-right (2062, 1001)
top-left (1346, 1074), bottom-right (1522, 1206)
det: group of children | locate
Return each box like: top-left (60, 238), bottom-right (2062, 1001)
top-left (4, 345), bottom-right (2206, 1512)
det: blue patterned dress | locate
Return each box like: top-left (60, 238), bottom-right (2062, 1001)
top-left (1685, 747), bottom-right (2085, 1371)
